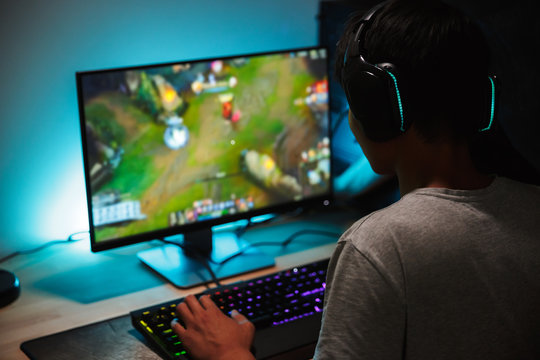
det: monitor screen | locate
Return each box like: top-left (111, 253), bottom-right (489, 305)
top-left (77, 46), bottom-right (332, 252)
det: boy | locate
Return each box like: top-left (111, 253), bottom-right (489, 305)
top-left (171, 1), bottom-right (540, 359)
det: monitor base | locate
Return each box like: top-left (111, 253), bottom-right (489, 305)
top-left (137, 231), bottom-right (275, 289)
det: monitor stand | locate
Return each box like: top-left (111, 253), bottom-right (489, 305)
top-left (136, 227), bottom-right (275, 288)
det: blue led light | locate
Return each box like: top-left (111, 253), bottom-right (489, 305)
top-left (480, 76), bottom-right (496, 132)
top-left (386, 71), bottom-right (405, 131)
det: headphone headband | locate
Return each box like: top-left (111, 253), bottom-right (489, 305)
top-left (344, 1), bottom-right (389, 65)
top-left (353, 1), bottom-right (388, 59)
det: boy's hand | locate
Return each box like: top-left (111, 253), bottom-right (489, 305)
top-left (171, 294), bottom-right (256, 360)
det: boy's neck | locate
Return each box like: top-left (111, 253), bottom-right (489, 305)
top-left (395, 134), bottom-right (493, 196)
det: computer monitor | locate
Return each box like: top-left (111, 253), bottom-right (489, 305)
top-left (76, 46), bottom-right (332, 288)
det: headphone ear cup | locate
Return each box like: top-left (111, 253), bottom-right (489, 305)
top-left (343, 62), bottom-right (405, 142)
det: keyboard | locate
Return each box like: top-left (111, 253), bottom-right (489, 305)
top-left (131, 258), bottom-right (329, 360)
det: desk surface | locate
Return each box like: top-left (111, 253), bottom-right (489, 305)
top-left (0, 210), bottom-right (358, 359)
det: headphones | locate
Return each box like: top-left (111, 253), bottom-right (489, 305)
top-left (341, 1), bottom-right (497, 142)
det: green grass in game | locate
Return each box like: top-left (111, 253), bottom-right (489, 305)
top-left (91, 54), bottom-right (320, 241)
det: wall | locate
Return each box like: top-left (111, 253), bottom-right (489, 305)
top-left (449, 0), bottom-right (540, 183)
top-left (0, 0), bottom-right (320, 255)
top-left (2, 0), bottom-right (538, 257)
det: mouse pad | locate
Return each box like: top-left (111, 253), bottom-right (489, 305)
top-left (20, 313), bottom-right (319, 360)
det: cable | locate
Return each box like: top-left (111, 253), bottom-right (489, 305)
top-left (157, 238), bottom-right (222, 288)
top-left (156, 228), bottom-right (340, 288)
top-left (183, 210), bottom-right (303, 287)
top-left (231, 212), bottom-right (284, 239)
top-left (210, 229), bottom-right (342, 267)
top-left (0, 231), bottom-right (89, 265)
top-left (281, 229), bottom-right (342, 247)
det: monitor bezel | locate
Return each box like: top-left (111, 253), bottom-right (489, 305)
top-left (76, 45), bottom-right (333, 253)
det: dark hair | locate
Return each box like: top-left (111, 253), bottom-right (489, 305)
top-left (336, 0), bottom-right (492, 143)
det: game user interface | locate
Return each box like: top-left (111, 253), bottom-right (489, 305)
top-left (79, 47), bottom-right (331, 244)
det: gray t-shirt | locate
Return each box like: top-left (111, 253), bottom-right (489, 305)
top-left (314, 177), bottom-right (540, 359)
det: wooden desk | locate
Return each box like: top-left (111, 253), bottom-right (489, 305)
top-left (0, 211), bottom-right (355, 359)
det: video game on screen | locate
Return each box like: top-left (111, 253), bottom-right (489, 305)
top-left (80, 48), bottom-right (330, 243)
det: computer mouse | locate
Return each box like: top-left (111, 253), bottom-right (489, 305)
top-left (0, 269), bottom-right (20, 308)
